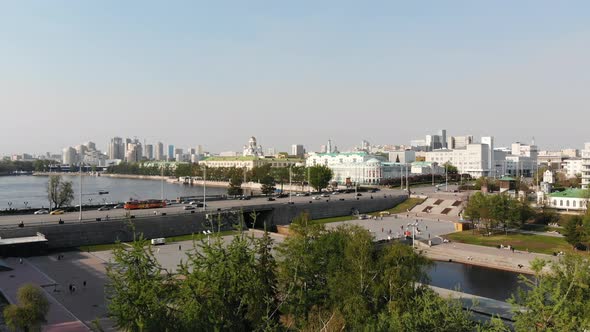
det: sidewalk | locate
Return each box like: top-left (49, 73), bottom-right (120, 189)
top-left (27, 252), bottom-right (117, 331)
top-left (420, 242), bottom-right (559, 274)
top-left (0, 257), bottom-right (89, 332)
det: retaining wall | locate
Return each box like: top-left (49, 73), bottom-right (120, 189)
top-left (0, 195), bottom-right (407, 250)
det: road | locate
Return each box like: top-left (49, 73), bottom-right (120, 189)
top-left (0, 189), bottom-right (405, 227)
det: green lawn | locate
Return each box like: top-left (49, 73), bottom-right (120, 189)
top-left (78, 230), bottom-right (238, 252)
top-left (446, 231), bottom-right (573, 255)
top-left (310, 198), bottom-right (425, 225)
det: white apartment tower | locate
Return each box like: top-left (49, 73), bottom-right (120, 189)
top-left (108, 137), bottom-right (125, 160)
top-left (155, 142), bottom-right (164, 161)
top-left (582, 143), bottom-right (590, 189)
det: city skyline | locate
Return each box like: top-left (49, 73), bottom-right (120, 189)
top-left (1, 1), bottom-right (590, 155)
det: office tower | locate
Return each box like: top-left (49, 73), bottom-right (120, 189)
top-left (62, 147), bottom-right (77, 165)
top-left (291, 144), bottom-right (305, 158)
top-left (145, 144), bottom-right (154, 160)
top-left (108, 137), bottom-right (125, 160)
top-left (155, 142), bottom-right (164, 161)
top-left (168, 145), bottom-right (175, 161)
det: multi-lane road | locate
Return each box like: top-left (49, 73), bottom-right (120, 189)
top-left (0, 184), bottom-right (462, 228)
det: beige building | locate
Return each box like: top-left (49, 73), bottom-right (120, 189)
top-left (201, 156), bottom-right (303, 170)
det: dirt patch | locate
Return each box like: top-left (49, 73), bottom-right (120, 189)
top-left (452, 201), bottom-right (462, 207)
top-left (434, 199), bottom-right (444, 205)
top-left (441, 208), bottom-right (452, 215)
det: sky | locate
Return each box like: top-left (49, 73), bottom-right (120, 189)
top-left (1, 1), bottom-right (589, 156)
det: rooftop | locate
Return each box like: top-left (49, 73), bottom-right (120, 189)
top-left (549, 188), bottom-right (590, 198)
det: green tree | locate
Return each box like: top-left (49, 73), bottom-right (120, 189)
top-left (510, 256), bottom-right (590, 331)
top-left (443, 162), bottom-right (458, 175)
top-left (46, 175), bottom-right (74, 210)
top-left (563, 216), bottom-right (584, 249)
top-left (259, 175), bottom-right (276, 196)
top-left (227, 174), bottom-right (244, 197)
top-left (3, 284), bottom-right (50, 332)
top-left (271, 167), bottom-right (290, 193)
top-left (106, 237), bottom-right (178, 332)
top-left (308, 165), bottom-right (333, 192)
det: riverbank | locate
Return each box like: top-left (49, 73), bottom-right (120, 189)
top-left (33, 172), bottom-right (315, 192)
top-left (418, 241), bottom-right (558, 275)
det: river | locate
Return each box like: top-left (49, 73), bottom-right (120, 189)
top-left (0, 175), bottom-right (227, 209)
top-left (427, 260), bottom-right (529, 302)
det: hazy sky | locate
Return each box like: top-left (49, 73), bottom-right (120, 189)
top-left (1, 1), bottom-right (589, 155)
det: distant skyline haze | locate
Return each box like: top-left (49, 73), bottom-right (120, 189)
top-left (1, 1), bottom-right (589, 155)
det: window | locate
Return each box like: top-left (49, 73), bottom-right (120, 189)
top-left (573, 200), bottom-right (577, 207)
top-left (560, 200), bottom-right (563, 207)
top-left (566, 200), bottom-right (570, 207)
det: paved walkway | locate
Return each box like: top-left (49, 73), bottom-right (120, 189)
top-left (326, 213), bottom-right (456, 242)
top-left (0, 257), bottom-right (89, 332)
top-left (27, 252), bottom-right (117, 331)
top-left (420, 241), bottom-right (559, 274)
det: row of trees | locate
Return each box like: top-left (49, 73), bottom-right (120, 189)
top-left (0, 159), bottom-right (60, 174)
top-left (106, 215), bottom-right (505, 331)
top-left (463, 192), bottom-right (535, 234)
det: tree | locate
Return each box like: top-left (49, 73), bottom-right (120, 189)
top-left (510, 256), bottom-right (590, 331)
top-left (563, 216), bottom-right (584, 249)
top-left (443, 162), bottom-right (458, 175)
top-left (227, 174), bottom-right (243, 197)
top-left (259, 175), bottom-right (276, 196)
top-left (46, 175), bottom-right (74, 210)
top-left (308, 165), bottom-right (333, 192)
top-left (3, 284), bottom-right (50, 332)
top-left (271, 167), bottom-right (290, 193)
top-left (106, 237), bottom-right (178, 332)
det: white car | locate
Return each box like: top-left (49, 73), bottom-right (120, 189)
top-left (34, 209), bottom-right (49, 215)
top-left (331, 191), bottom-right (340, 195)
top-left (312, 196), bottom-right (321, 200)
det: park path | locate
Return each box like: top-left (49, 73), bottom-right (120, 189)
top-left (0, 257), bottom-right (89, 332)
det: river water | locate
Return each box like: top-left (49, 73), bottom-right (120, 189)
top-left (0, 175), bottom-right (227, 209)
top-left (426, 261), bottom-right (529, 302)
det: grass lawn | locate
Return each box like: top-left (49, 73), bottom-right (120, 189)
top-left (78, 230), bottom-right (238, 252)
top-left (310, 198), bottom-right (426, 225)
top-left (446, 231), bottom-right (573, 255)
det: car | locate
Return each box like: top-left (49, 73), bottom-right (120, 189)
top-left (50, 209), bottom-right (64, 215)
top-left (34, 209), bottom-right (49, 215)
top-left (113, 203), bottom-right (125, 209)
top-left (312, 196), bottom-right (321, 200)
top-left (321, 193), bottom-right (329, 198)
top-left (356, 193), bottom-right (363, 197)
top-left (370, 189), bottom-right (378, 193)
top-left (331, 191), bottom-right (340, 195)
top-left (97, 206), bottom-right (110, 211)
top-left (183, 206), bottom-right (195, 210)
top-left (267, 197), bottom-right (276, 201)
top-left (239, 196), bottom-right (251, 200)
top-left (277, 194), bottom-right (288, 198)
top-left (303, 193), bottom-right (310, 196)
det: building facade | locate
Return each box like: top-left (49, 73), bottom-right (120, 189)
top-left (424, 144), bottom-right (490, 178)
top-left (583, 143), bottom-right (590, 189)
top-left (547, 189), bottom-right (589, 211)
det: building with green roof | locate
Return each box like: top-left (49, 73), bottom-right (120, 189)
top-left (547, 188), bottom-right (590, 211)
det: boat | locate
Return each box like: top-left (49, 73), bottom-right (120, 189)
top-left (124, 199), bottom-right (167, 210)
top-left (98, 191), bottom-right (109, 195)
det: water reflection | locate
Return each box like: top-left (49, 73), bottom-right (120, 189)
top-left (426, 261), bottom-right (530, 302)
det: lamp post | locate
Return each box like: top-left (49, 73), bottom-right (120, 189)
top-left (202, 165), bottom-right (207, 212)
top-left (23, 201), bottom-right (29, 209)
top-left (7, 201), bottom-right (12, 210)
top-left (407, 222), bottom-right (419, 248)
top-left (79, 163), bottom-right (83, 222)
top-left (289, 165), bottom-right (293, 204)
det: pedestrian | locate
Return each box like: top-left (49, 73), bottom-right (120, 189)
top-left (179, 245), bottom-right (182, 251)
top-left (19, 258), bottom-right (23, 264)
top-left (69, 284), bottom-right (73, 293)
top-left (72, 285), bottom-right (76, 293)
top-left (83, 281), bottom-right (87, 287)
top-left (381, 227), bottom-right (384, 233)
top-left (426, 225), bottom-right (428, 230)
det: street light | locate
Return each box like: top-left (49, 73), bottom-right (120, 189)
top-left (7, 202), bottom-right (12, 210)
top-left (407, 222), bottom-right (419, 248)
top-left (23, 202), bottom-right (29, 209)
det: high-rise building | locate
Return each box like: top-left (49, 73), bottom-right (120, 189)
top-left (62, 147), bottom-right (77, 165)
top-left (187, 147), bottom-right (196, 155)
top-left (320, 145), bottom-right (327, 153)
top-left (196, 145), bottom-right (204, 155)
top-left (155, 142), bottom-right (164, 161)
top-left (85, 141), bottom-right (96, 151)
top-left (582, 143), bottom-right (590, 189)
top-left (125, 143), bottom-right (142, 163)
top-left (450, 136), bottom-right (474, 149)
top-left (108, 137), bottom-right (125, 160)
top-left (168, 145), bottom-right (175, 161)
top-left (327, 139), bottom-right (333, 154)
top-left (145, 144), bottom-right (154, 160)
top-left (291, 144), bottom-right (305, 158)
